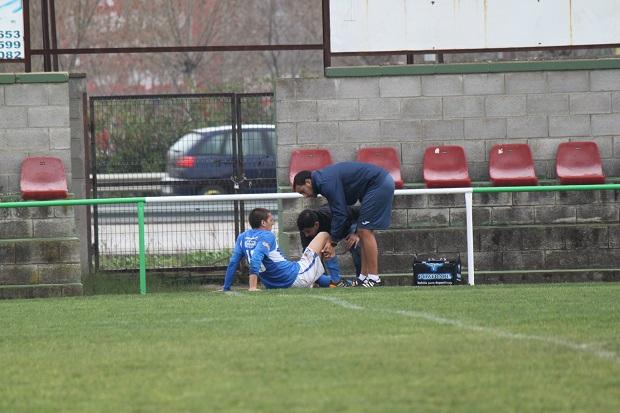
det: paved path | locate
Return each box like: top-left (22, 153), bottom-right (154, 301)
top-left (97, 221), bottom-right (280, 255)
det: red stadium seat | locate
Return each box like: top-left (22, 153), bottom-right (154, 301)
top-left (289, 148), bottom-right (333, 186)
top-left (556, 141), bottom-right (605, 185)
top-left (423, 145), bottom-right (471, 188)
top-left (488, 144), bottom-right (538, 186)
top-left (356, 147), bottom-right (404, 189)
top-left (20, 156), bottom-right (68, 200)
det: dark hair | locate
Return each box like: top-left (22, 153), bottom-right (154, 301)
top-left (249, 208), bottom-right (271, 229)
top-left (296, 209), bottom-right (319, 231)
top-left (292, 170), bottom-right (312, 188)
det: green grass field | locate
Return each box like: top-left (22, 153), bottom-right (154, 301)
top-left (1, 283), bottom-right (619, 413)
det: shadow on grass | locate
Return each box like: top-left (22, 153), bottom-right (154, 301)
top-left (82, 271), bottom-right (236, 295)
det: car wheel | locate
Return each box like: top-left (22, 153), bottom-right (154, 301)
top-left (201, 186), bottom-right (226, 196)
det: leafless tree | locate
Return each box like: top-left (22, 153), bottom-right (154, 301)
top-left (14, 0), bottom-right (324, 93)
top-left (56, 0), bottom-right (103, 71)
top-left (145, 0), bottom-right (237, 92)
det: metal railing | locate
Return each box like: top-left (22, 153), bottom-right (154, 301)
top-left (2, 183), bottom-right (619, 294)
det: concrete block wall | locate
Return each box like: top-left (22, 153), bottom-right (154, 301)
top-left (279, 191), bottom-right (620, 283)
top-left (0, 73), bottom-right (83, 298)
top-left (276, 69), bottom-right (620, 185)
top-left (0, 73), bottom-right (72, 194)
top-left (0, 205), bottom-right (82, 298)
top-left (276, 66), bottom-right (620, 281)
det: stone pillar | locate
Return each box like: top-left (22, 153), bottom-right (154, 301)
top-left (0, 72), bottom-right (82, 298)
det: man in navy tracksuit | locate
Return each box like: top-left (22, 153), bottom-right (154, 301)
top-left (293, 162), bottom-right (395, 287)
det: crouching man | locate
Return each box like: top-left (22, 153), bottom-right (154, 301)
top-left (222, 208), bottom-right (334, 291)
top-left (297, 205), bottom-right (362, 287)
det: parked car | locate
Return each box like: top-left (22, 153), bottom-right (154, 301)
top-left (161, 124), bottom-right (276, 195)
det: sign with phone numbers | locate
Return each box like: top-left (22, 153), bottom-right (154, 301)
top-left (0, 0), bottom-right (24, 60)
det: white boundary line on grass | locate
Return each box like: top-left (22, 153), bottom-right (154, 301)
top-left (313, 296), bottom-right (620, 365)
top-left (312, 295), bottom-right (364, 310)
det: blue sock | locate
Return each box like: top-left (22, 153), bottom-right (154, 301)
top-left (315, 274), bottom-right (332, 287)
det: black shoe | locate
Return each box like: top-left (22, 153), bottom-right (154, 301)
top-left (330, 279), bottom-right (353, 288)
top-left (362, 278), bottom-right (382, 287)
top-left (349, 278), bottom-right (366, 287)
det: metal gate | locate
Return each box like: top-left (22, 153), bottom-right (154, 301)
top-left (89, 93), bottom-right (275, 273)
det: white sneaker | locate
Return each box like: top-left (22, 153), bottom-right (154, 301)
top-left (362, 278), bottom-right (382, 287)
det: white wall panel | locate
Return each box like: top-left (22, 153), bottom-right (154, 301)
top-left (572, 0), bottom-right (620, 45)
top-left (330, 0), bottom-right (620, 53)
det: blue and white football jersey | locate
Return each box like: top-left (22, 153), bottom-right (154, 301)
top-left (223, 229), bottom-right (299, 290)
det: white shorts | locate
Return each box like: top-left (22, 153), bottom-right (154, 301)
top-left (291, 247), bottom-right (325, 288)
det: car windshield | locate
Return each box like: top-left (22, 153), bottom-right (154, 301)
top-left (196, 132), bottom-right (232, 156)
top-left (243, 130), bottom-right (272, 156)
top-left (169, 132), bottom-right (202, 156)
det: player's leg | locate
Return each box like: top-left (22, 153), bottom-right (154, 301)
top-left (314, 257), bottom-right (341, 287)
top-left (306, 231), bottom-right (330, 254)
top-left (353, 238), bottom-right (369, 286)
top-left (358, 228), bottom-right (379, 283)
top-left (358, 229), bottom-right (377, 272)
top-left (324, 256), bottom-right (342, 284)
top-left (350, 244), bottom-right (362, 276)
top-left (315, 274), bottom-right (332, 287)
top-left (290, 232), bottom-right (330, 288)
top-left (357, 174), bottom-right (395, 287)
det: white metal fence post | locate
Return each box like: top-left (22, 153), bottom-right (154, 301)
top-left (465, 191), bottom-right (475, 285)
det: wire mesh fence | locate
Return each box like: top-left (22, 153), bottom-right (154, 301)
top-left (235, 94), bottom-right (277, 193)
top-left (90, 93), bottom-right (275, 272)
top-left (95, 199), bottom-right (279, 270)
top-left (91, 94), bottom-right (235, 196)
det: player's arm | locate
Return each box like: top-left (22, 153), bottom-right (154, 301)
top-left (222, 239), bottom-right (244, 291)
top-left (248, 274), bottom-right (259, 291)
top-left (345, 209), bottom-right (359, 250)
top-left (323, 181), bottom-right (349, 242)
